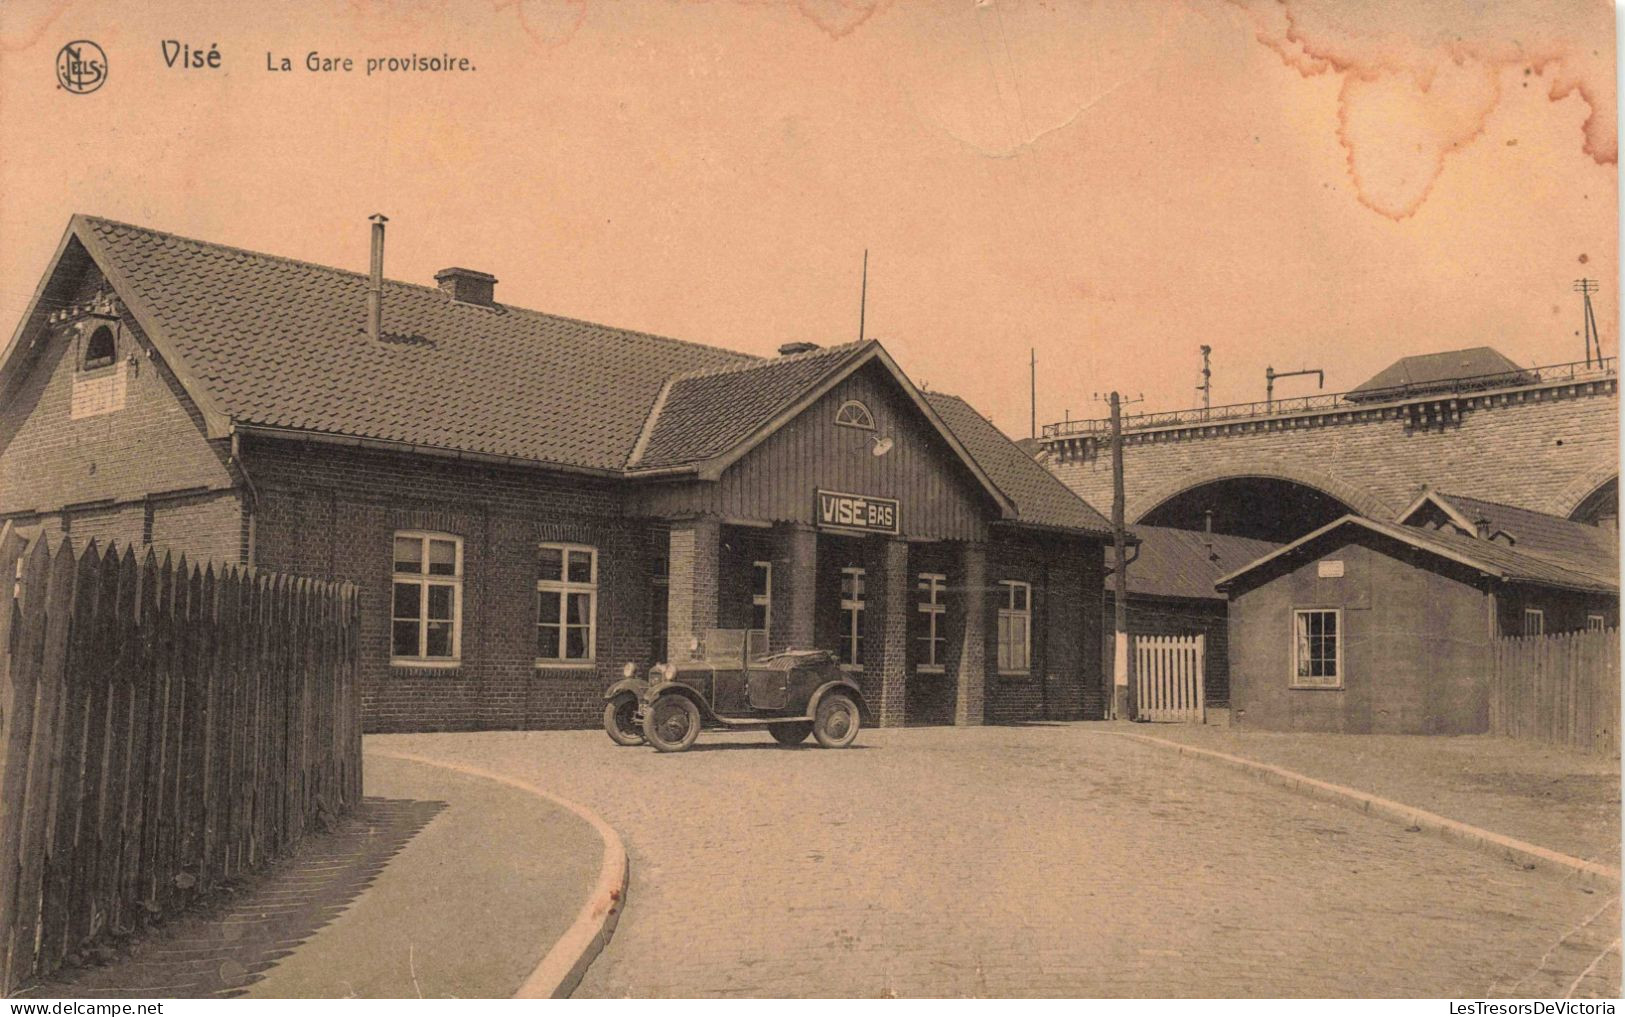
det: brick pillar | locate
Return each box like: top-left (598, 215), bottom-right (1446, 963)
top-left (863, 537), bottom-right (909, 728)
top-left (770, 524), bottom-right (817, 653)
top-left (954, 542), bottom-right (986, 726)
top-left (667, 517), bottom-right (720, 661)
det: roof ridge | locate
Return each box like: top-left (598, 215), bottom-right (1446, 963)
top-left (75, 213), bottom-right (763, 365)
top-left (1433, 491), bottom-right (1584, 522)
top-left (662, 339), bottom-right (871, 384)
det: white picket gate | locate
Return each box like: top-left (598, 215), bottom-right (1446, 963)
top-left (1133, 633), bottom-right (1206, 723)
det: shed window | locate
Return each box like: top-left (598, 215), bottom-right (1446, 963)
top-left (82, 325), bottom-right (115, 370)
top-left (1522, 609), bottom-right (1545, 637)
top-left (834, 400), bottom-right (875, 430)
top-left (996, 580), bottom-right (1031, 675)
top-left (537, 543), bottom-right (597, 665)
top-left (916, 573), bottom-right (946, 672)
top-left (1587, 614), bottom-right (1606, 632)
top-left (1291, 609), bottom-right (1341, 688)
top-left (392, 532), bottom-right (462, 665)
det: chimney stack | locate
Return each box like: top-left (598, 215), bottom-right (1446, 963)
top-left (368, 214), bottom-right (388, 343)
top-left (1473, 515), bottom-right (1492, 539)
top-left (778, 341), bottom-right (821, 356)
top-left (435, 267), bottom-right (498, 306)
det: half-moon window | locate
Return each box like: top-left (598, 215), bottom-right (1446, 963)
top-left (82, 325), bottom-right (116, 370)
top-left (834, 400), bottom-right (875, 430)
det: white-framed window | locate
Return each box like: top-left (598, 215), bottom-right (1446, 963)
top-left (834, 400), bottom-right (875, 430)
top-left (839, 567), bottom-right (866, 669)
top-left (996, 580), bottom-right (1031, 675)
top-left (916, 573), bottom-right (946, 672)
top-left (749, 561), bottom-right (773, 659)
top-left (1523, 609), bottom-right (1545, 636)
top-left (537, 543), bottom-right (597, 666)
top-left (1291, 608), bottom-right (1342, 688)
top-left (1587, 614), bottom-right (1606, 632)
top-left (392, 531), bottom-right (462, 665)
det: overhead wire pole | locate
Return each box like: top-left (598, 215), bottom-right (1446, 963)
top-left (858, 249), bottom-right (868, 343)
top-left (1575, 278), bottom-right (1601, 367)
top-left (1111, 391), bottom-right (1129, 720)
top-left (1030, 348), bottom-right (1037, 440)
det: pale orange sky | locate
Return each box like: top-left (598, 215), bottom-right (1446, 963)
top-left (0, 0), bottom-right (1617, 438)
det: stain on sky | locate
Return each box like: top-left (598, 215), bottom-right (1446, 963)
top-left (1231, 0), bottom-right (1617, 220)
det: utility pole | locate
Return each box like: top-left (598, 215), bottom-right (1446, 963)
top-left (1110, 391), bottom-right (1129, 721)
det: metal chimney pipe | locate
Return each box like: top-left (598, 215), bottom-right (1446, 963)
top-left (367, 214), bottom-right (388, 342)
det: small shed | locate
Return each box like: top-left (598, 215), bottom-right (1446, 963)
top-left (1216, 511), bottom-right (1618, 734)
top-left (1102, 526), bottom-right (1280, 705)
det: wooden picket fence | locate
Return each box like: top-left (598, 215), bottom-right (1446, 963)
top-left (0, 523), bottom-right (362, 993)
top-left (1490, 628), bottom-right (1620, 756)
top-left (1133, 633), bottom-right (1205, 724)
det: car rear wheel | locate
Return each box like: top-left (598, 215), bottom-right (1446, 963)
top-left (813, 693), bottom-right (861, 748)
top-left (603, 696), bottom-right (644, 746)
top-left (769, 721), bottom-right (812, 745)
top-left (643, 693), bottom-right (701, 752)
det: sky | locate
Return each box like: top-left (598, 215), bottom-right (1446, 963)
top-left (0, 0), bottom-right (1617, 439)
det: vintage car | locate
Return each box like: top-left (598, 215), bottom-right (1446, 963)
top-left (603, 629), bottom-right (871, 752)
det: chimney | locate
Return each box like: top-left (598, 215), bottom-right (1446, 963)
top-left (435, 267), bottom-right (498, 307)
top-left (367, 213), bottom-right (388, 343)
top-left (778, 341), bottom-right (821, 356)
top-left (1473, 515), bottom-right (1492, 539)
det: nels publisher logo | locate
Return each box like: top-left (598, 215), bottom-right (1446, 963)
top-left (56, 40), bottom-right (107, 94)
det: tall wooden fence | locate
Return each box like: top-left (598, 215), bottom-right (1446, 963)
top-left (1134, 633), bottom-right (1205, 724)
top-left (0, 523), bottom-right (361, 993)
top-left (1490, 628), bottom-right (1620, 756)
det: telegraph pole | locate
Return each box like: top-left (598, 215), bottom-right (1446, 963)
top-left (1576, 278), bottom-right (1602, 367)
top-left (1110, 391), bottom-right (1130, 721)
top-left (1030, 348), bottom-right (1037, 439)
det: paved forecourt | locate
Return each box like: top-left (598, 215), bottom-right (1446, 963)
top-left (372, 724), bottom-right (1620, 998)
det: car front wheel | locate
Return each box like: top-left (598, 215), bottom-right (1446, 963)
top-left (643, 693), bottom-right (702, 752)
top-left (813, 693), bottom-right (861, 748)
top-left (769, 721), bottom-right (813, 746)
top-left (603, 696), bottom-right (644, 746)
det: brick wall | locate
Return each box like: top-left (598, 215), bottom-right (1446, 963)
top-left (245, 437), bottom-right (657, 732)
top-left (0, 265), bottom-right (243, 563)
top-left (1046, 383), bottom-right (1619, 523)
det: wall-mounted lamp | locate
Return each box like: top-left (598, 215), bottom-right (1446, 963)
top-left (869, 434), bottom-right (894, 457)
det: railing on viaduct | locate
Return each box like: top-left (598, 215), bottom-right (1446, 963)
top-left (1042, 357), bottom-right (1617, 440)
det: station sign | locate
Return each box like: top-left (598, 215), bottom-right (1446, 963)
top-left (815, 490), bottom-right (901, 536)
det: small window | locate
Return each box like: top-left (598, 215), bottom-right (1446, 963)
top-left (839, 567), bottom-right (866, 669)
top-left (916, 573), bottom-right (946, 672)
top-left (1587, 614), bottom-right (1606, 632)
top-left (392, 532), bottom-right (462, 665)
top-left (82, 325), bottom-right (115, 370)
top-left (537, 543), bottom-right (598, 665)
top-left (1292, 609), bottom-right (1341, 688)
top-left (749, 561), bottom-right (773, 659)
top-left (834, 400), bottom-right (875, 430)
top-left (997, 580), bottom-right (1031, 675)
top-left (1523, 609), bottom-right (1545, 636)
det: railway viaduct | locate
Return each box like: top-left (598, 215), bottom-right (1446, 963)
top-left (1039, 359), bottom-right (1618, 542)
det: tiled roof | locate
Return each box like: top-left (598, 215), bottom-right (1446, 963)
top-left (1407, 492), bottom-right (1618, 590)
top-left (923, 392), bottom-right (1113, 536)
top-left (631, 342), bottom-right (871, 469)
top-left (78, 216), bottom-right (754, 472)
top-left (1218, 515), bottom-right (1618, 595)
top-left (1106, 526), bottom-right (1281, 601)
top-left (1346, 346), bottom-right (1529, 402)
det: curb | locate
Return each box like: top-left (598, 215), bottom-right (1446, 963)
top-left (1104, 731), bottom-right (1622, 889)
top-left (370, 750), bottom-right (629, 999)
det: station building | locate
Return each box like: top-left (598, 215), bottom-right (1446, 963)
top-left (0, 215), bottom-right (1113, 731)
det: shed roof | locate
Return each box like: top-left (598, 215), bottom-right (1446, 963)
top-left (1397, 491), bottom-right (1618, 589)
top-left (1106, 526), bottom-right (1281, 601)
top-left (1216, 515), bottom-right (1618, 596)
top-left (1345, 346), bottom-right (1530, 402)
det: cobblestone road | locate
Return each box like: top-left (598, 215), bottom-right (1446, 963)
top-left (375, 724), bottom-right (1621, 998)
